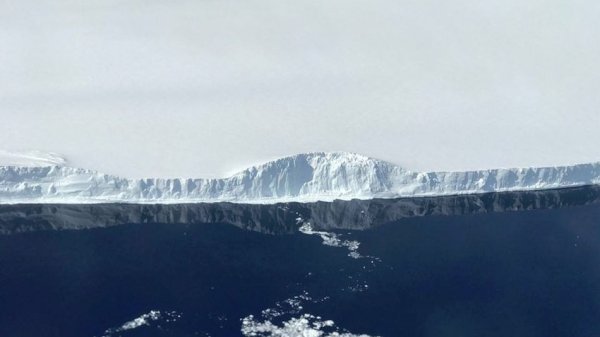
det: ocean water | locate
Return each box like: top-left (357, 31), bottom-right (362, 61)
top-left (1, 187), bottom-right (600, 337)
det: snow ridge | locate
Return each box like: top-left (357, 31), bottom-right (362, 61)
top-left (0, 150), bottom-right (67, 167)
top-left (1, 151), bottom-right (600, 203)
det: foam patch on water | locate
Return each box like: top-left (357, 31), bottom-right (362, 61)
top-left (241, 290), bottom-right (371, 337)
top-left (260, 291), bottom-right (330, 321)
top-left (298, 222), bottom-right (363, 259)
top-left (101, 310), bottom-right (181, 336)
top-left (241, 313), bottom-right (378, 337)
top-left (297, 218), bottom-right (383, 295)
top-left (240, 217), bottom-right (382, 336)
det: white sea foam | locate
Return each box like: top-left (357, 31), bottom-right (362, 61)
top-left (101, 310), bottom-right (181, 336)
top-left (299, 222), bottom-right (362, 259)
top-left (241, 313), bottom-right (378, 337)
top-left (260, 291), bottom-right (330, 321)
top-left (242, 292), bottom-right (377, 336)
top-left (241, 221), bottom-right (381, 336)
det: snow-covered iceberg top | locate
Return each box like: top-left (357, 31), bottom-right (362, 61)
top-left (0, 150), bottom-right (67, 167)
top-left (1, 151), bottom-right (600, 204)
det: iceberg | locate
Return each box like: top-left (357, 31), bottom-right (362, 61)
top-left (1, 151), bottom-right (599, 204)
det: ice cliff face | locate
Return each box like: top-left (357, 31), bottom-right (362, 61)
top-left (3, 184), bottom-right (599, 234)
top-left (1, 151), bottom-right (600, 203)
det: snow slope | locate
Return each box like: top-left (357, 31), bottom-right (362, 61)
top-left (1, 151), bottom-right (600, 204)
top-left (0, 150), bottom-right (67, 167)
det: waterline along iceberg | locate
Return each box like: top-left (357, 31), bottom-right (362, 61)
top-left (1, 151), bottom-right (600, 204)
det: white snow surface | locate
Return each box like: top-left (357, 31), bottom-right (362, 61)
top-left (1, 151), bottom-right (600, 204)
top-left (4, 0), bottom-right (600, 179)
top-left (0, 150), bottom-right (67, 167)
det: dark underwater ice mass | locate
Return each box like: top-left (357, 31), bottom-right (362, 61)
top-left (1, 186), bottom-right (600, 337)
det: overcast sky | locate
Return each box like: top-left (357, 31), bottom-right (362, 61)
top-left (1, 0), bottom-right (599, 178)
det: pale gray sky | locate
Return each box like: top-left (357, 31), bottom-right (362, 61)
top-left (1, 0), bottom-right (599, 178)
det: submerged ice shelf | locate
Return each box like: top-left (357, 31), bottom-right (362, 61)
top-left (1, 151), bottom-right (600, 204)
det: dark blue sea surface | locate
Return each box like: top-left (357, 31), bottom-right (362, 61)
top-left (1, 187), bottom-right (600, 337)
